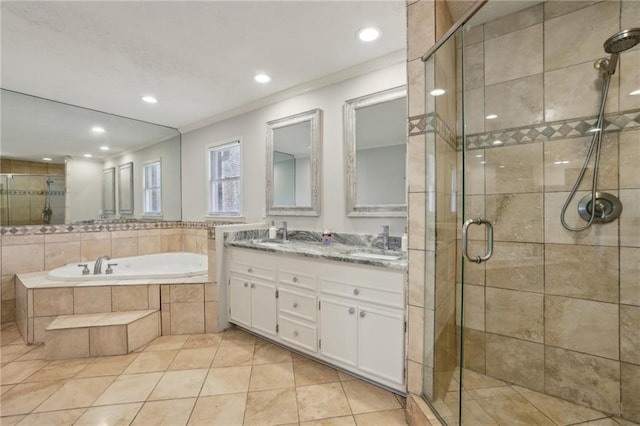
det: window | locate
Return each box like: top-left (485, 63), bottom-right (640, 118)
top-left (208, 141), bottom-right (241, 215)
top-left (143, 161), bottom-right (162, 215)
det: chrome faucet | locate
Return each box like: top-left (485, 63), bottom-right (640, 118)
top-left (93, 255), bottom-right (111, 275)
top-left (381, 225), bottom-right (390, 250)
top-left (280, 221), bottom-right (288, 242)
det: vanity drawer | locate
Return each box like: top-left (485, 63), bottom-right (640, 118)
top-left (320, 279), bottom-right (404, 309)
top-left (278, 269), bottom-right (316, 290)
top-left (278, 288), bottom-right (316, 322)
top-left (279, 315), bottom-right (317, 353)
top-left (229, 260), bottom-right (275, 281)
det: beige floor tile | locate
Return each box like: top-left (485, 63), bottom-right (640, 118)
top-left (354, 409), bottom-right (408, 425)
top-left (0, 415), bottom-right (26, 425)
top-left (131, 397), bottom-right (196, 426)
top-left (294, 360), bottom-right (340, 386)
top-left (33, 376), bottom-right (115, 412)
top-left (0, 328), bottom-right (23, 346)
top-left (93, 372), bottom-right (163, 406)
top-left (123, 350), bottom-right (177, 373)
top-left (1, 385), bottom-right (15, 395)
top-left (249, 362), bottom-right (295, 391)
top-left (200, 366), bottom-right (252, 396)
top-left (253, 342), bottom-right (292, 364)
top-left (513, 385), bottom-right (605, 425)
top-left (148, 369), bottom-right (208, 400)
top-left (15, 346), bottom-right (45, 361)
top-left (76, 353), bottom-right (138, 378)
top-left (338, 371), bottom-right (358, 381)
top-left (478, 391), bottom-right (556, 425)
top-left (1, 345), bottom-right (37, 363)
top-left (23, 359), bottom-right (90, 382)
top-left (144, 334), bottom-right (189, 351)
top-left (460, 368), bottom-right (507, 390)
top-left (300, 416), bottom-right (357, 426)
top-left (1, 360), bottom-right (47, 384)
top-left (169, 348), bottom-right (216, 370)
top-left (244, 388), bottom-right (299, 426)
top-left (211, 345), bottom-right (254, 367)
top-left (0, 380), bottom-right (64, 416)
top-left (182, 333), bottom-right (222, 349)
top-left (292, 352), bottom-right (311, 362)
top-left (188, 393), bottom-right (247, 425)
top-left (297, 382), bottom-right (352, 422)
top-left (74, 402), bottom-right (143, 426)
top-left (342, 380), bottom-right (402, 414)
top-left (17, 408), bottom-right (86, 425)
top-left (219, 328), bottom-right (256, 347)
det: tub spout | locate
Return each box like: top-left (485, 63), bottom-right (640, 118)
top-left (93, 255), bottom-right (111, 275)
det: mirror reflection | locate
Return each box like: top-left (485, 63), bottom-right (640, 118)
top-left (0, 89), bottom-right (182, 225)
top-left (266, 109), bottom-right (321, 216)
top-left (345, 86), bottom-right (407, 217)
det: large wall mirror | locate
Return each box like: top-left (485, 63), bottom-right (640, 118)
top-left (0, 89), bottom-right (181, 225)
top-left (344, 86), bottom-right (407, 217)
top-left (266, 108), bottom-right (322, 216)
top-left (118, 162), bottom-right (134, 215)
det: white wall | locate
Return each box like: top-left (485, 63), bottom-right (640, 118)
top-left (65, 158), bottom-right (103, 222)
top-left (181, 63), bottom-right (407, 236)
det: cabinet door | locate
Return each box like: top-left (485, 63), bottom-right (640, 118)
top-left (357, 305), bottom-right (405, 385)
top-left (251, 279), bottom-right (277, 337)
top-left (319, 297), bottom-right (357, 367)
top-left (229, 275), bottom-right (251, 328)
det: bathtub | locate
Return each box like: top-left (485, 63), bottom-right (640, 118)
top-left (47, 252), bottom-right (208, 281)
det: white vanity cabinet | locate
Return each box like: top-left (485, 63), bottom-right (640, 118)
top-left (226, 247), bottom-right (406, 392)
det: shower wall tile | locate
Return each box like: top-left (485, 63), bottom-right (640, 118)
top-left (544, 191), bottom-right (619, 246)
top-left (456, 283), bottom-right (484, 331)
top-left (545, 346), bottom-right (620, 414)
top-left (486, 333), bottom-right (544, 391)
top-left (620, 130), bottom-right (640, 189)
top-left (545, 244), bottom-right (619, 303)
top-left (619, 50), bottom-right (640, 111)
top-left (485, 242), bottom-right (544, 293)
top-left (80, 239), bottom-right (111, 263)
top-left (408, 249), bottom-right (425, 308)
top-left (464, 147), bottom-right (486, 196)
top-left (408, 59), bottom-right (425, 117)
top-left (484, 24), bottom-right (543, 86)
top-left (44, 241), bottom-right (81, 270)
top-left (457, 195), bottom-right (485, 241)
top-left (408, 305), bottom-right (425, 363)
top-left (620, 248), bottom-right (640, 306)
top-left (407, 0), bottom-right (435, 61)
top-left (544, 134), bottom-right (619, 192)
top-left (620, 189), bottom-right (640, 247)
top-left (622, 1), bottom-right (640, 36)
top-left (483, 4), bottom-right (543, 40)
top-left (456, 42), bottom-right (484, 92)
top-left (621, 305), bottom-right (640, 365)
top-left (485, 75), bottom-right (544, 131)
top-left (408, 135), bottom-right (426, 193)
top-left (544, 1), bottom-right (620, 72)
top-left (543, 1), bottom-right (601, 20)
top-left (545, 295), bottom-right (619, 360)
top-left (544, 61), bottom-right (620, 122)
top-left (485, 193), bottom-right (544, 243)
top-left (459, 87), bottom-right (485, 135)
top-left (484, 143), bottom-right (543, 194)
top-left (485, 287), bottom-right (543, 342)
top-left (408, 192), bottom-right (426, 250)
top-left (461, 328), bottom-right (485, 373)
top-left (621, 362), bottom-right (640, 423)
top-left (455, 240), bottom-right (485, 286)
top-left (456, 24), bottom-right (484, 48)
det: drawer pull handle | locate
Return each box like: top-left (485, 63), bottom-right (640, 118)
top-left (293, 331), bottom-right (299, 337)
top-left (248, 268), bottom-right (253, 273)
top-left (349, 307), bottom-right (355, 315)
top-left (353, 289), bottom-right (360, 296)
top-left (293, 302), bottom-right (298, 308)
top-left (293, 276), bottom-right (298, 283)
top-left (244, 282), bottom-right (248, 288)
top-left (360, 311), bottom-right (366, 318)
top-left (251, 283), bottom-right (255, 289)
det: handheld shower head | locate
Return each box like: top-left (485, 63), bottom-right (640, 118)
top-left (602, 28), bottom-right (640, 76)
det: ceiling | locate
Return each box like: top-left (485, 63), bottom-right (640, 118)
top-left (1, 1), bottom-right (407, 133)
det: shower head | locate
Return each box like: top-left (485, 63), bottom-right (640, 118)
top-left (604, 28), bottom-right (640, 53)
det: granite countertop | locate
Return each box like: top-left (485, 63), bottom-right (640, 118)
top-left (226, 230), bottom-right (407, 271)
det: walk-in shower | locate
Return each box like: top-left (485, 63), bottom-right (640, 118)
top-left (562, 28), bottom-right (640, 231)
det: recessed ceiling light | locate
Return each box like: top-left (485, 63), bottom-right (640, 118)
top-left (630, 89), bottom-right (640, 96)
top-left (142, 96), bottom-right (158, 104)
top-left (429, 88), bottom-right (446, 97)
top-left (99, 146), bottom-right (110, 151)
top-left (83, 154), bottom-right (93, 158)
top-left (486, 114), bottom-right (498, 120)
top-left (492, 140), bottom-right (503, 145)
top-left (42, 157), bottom-right (52, 161)
top-left (254, 73), bottom-right (271, 83)
top-left (91, 126), bottom-right (105, 133)
top-left (357, 27), bottom-right (381, 42)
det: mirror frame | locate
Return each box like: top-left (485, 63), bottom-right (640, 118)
top-left (266, 108), bottom-right (322, 216)
top-left (102, 167), bottom-right (116, 216)
top-left (118, 162), bottom-right (134, 215)
top-left (344, 86), bottom-right (407, 217)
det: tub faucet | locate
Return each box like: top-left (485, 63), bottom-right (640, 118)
top-left (280, 221), bottom-right (288, 242)
top-left (93, 255), bottom-right (111, 275)
top-left (381, 225), bottom-right (390, 250)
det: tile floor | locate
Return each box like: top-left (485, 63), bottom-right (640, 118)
top-left (0, 322), bottom-right (408, 425)
top-left (428, 368), bottom-right (639, 426)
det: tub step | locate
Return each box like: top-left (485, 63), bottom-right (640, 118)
top-left (44, 310), bottom-right (160, 360)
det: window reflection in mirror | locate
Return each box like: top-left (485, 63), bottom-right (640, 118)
top-left (345, 86), bottom-right (407, 217)
top-left (266, 109), bottom-right (321, 216)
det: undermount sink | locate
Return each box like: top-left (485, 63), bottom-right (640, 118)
top-left (349, 251), bottom-right (402, 261)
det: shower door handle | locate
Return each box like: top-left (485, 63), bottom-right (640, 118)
top-left (461, 217), bottom-right (494, 264)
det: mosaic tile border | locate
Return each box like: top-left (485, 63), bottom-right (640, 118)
top-left (409, 113), bottom-right (457, 151)
top-left (0, 189), bottom-right (65, 196)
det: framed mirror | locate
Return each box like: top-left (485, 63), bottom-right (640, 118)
top-left (102, 167), bottom-right (116, 216)
top-left (118, 162), bottom-right (134, 215)
top-left (344, 86), bottom-right (407, 217)
top-left (266, 108), bottom-right (322, 216)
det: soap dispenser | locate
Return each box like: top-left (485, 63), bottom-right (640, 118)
top-left (401, 227), bottom-right (408, 252)
top-left (268, 221), bottom-right (277, 239)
